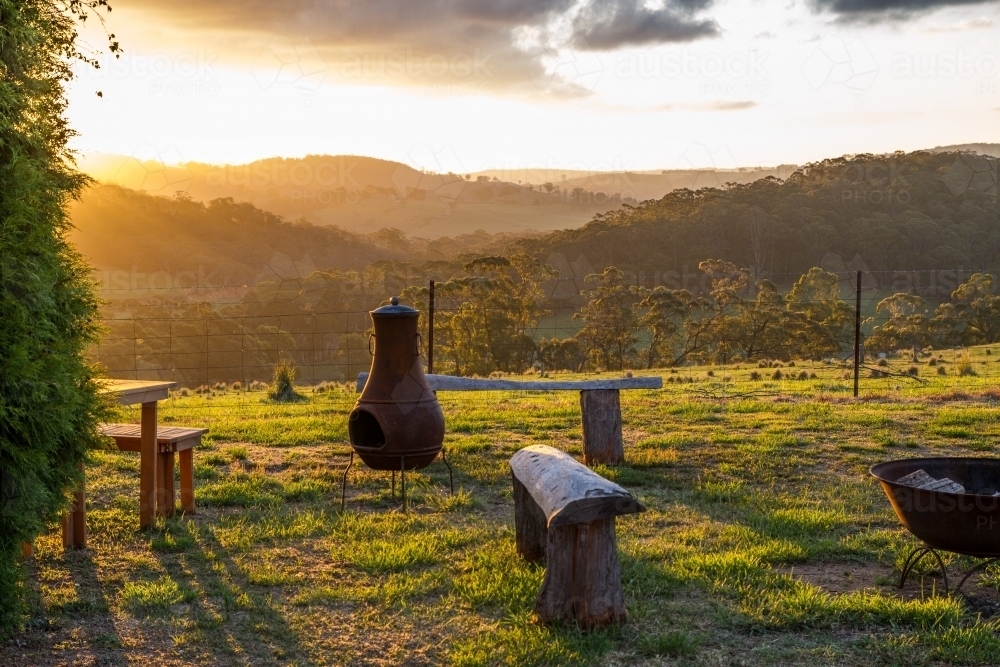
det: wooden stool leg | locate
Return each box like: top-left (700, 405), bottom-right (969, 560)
top-left (139, 401), bottom-right (158, 529)
top-left (62, 463), bottom-right (87, 549)
top-left (62, 512), bottom-right (73, 549)
top-left (179, 449), bottom-right (195, 514)
top-left (158, 450), bottom-right (175, 518)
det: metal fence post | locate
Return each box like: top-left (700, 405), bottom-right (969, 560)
top-left (428, 279), bottom-right (435, 375)
top-left (854, 270), bottom-right (862, 398)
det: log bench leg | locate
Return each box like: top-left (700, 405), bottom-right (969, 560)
top-left (580, 389), bottom-right (624, 466)
top-left (513, 474), bottom-right (547, 562)
top-left (535, 517), bottom-right (627, 629)
top-left (179, 449), bottom-right (195, 514)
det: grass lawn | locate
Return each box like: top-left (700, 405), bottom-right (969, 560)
top-left (6, 347), bottom-right (1000, 665)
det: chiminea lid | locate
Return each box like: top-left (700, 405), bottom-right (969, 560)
top-left (371, 296), bottom-right (419, 318)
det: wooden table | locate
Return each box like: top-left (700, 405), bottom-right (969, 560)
top-left (63, 379), bottom-right (177, 548)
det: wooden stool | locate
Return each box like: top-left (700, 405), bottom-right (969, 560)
top-left (510, 444), bottom-right (645, 629)
top-left (101, 424), bottom-right (207, 517)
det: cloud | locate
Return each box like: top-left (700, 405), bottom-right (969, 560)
top-left (925, 16), bottom-right (995, 31)
top-left (570, 0), bottom-right (721, 50)
top-left (121, 0), bottom-right (720, 95)
top-left (638, 99), bottom-right (758, 112)
top-left (811, 0), bottom-right (996, 21)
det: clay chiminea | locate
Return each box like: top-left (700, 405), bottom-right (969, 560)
top-left (348, 297), bottom-right (445, 470)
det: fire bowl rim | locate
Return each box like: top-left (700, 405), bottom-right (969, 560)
top-left (870, 456), bottom-right (1000, 498)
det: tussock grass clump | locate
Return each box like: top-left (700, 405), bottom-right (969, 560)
top-left (269, 359), bottom-right (305, 402)
top-left (957, 355), bottom-right (977, 377)
top-left (638, 630), bottom-right (700, 658)
top-left (120, 577), bottom-right (195, 612)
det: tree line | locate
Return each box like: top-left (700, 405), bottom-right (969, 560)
top-left (403, 257), bottom-right (1000, 374)
top-left (512, 150), bottom-right (999, 286)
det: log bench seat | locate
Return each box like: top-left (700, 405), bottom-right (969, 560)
top-left (101, 424), bottom-right (207, 516)
top-left (358, 372), bottom-right (662, 465)
top-left (510, 444), bottom-right (646, 629)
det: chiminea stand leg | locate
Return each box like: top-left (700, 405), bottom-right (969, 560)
top-left (340, 451), bottom-right (354, 510)
top-left (391, 471), bottom-right (396, 499)
top-left (400, 456), bottom-right (407, 512)
top-left (440, 448), bottom-right (454, 496)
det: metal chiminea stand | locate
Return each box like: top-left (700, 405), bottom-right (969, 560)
top-left (342, 296), bottom-right (452, 510)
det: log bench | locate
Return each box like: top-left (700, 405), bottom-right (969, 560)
top-left (510, 444), bottom-right (646, 629)
top-left (357, 372), bottom-right (662, 465)
top-left (100, 424), bottom-right (206, 517)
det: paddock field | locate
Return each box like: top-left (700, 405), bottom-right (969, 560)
top-left (6, 347), bottom-right (1000, 666)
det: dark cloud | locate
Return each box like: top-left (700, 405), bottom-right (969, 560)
top-left (812, 0), bottom-right (994, 20)
top-left (121, 0), bottom-right (719, 95)
top-left (572, 0), bottom-right (721, 50)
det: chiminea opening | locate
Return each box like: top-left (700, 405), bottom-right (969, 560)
top-left (349, 409), bottom-right (385, 449)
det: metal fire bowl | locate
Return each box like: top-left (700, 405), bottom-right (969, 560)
top-left (871, 457), bottom-right (1000, 558)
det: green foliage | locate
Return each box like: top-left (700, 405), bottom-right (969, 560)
top-left (0, 0), bottom-right (113, 635)
top-left (402, 254), bottom-right (552, 376)
top-left (574, 266), bottom-right (640, 370)
top-left (869, 274), bottom-right (1000, 353)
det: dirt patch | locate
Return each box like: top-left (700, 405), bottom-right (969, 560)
top-left (778, 562), bottom-right (895, 595)
top-left (777, 561), bottom-right (1000, 611)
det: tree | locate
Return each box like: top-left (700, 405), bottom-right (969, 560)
top-left (948, 273), bottom-right (1000, 344)
top-left (1, 0), bottom-right (117, 634)
top-left (538, 337), bottom-right (586, 372)
top-left (785, 267), bottom-right (854, 347)
top-left (866, 293), bottom-right (929, 355)
top-left (575, 267), bottom-right (639, 370)
top-left (417, 255), bottom-right (551, 375)
top-left (636, 287), bottom-right (699, 368)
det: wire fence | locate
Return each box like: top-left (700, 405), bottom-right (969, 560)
top-left (93, 270), bottom-right (1000, 398)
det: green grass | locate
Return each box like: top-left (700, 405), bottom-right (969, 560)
top-left (12, 346), bottom-right (1000, 665)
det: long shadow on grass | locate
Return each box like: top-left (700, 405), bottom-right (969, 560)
top-left (11, 543), bottom-right (129, 666)
top-left (147, 517), bottom-right (310, 665)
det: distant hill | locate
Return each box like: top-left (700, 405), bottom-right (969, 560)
top-left (78, 153), bottom-right (627, 238)
top-left (510, 150), bottom-right (1000, 300)
top-left (78, 146), bottom-right (999, 248)
top-left (68, 185), bottom-right (532, 296)
top-left (469, 165), bottom-right (801, 202)
top-left (927, 143), bottom-right (1000, 157)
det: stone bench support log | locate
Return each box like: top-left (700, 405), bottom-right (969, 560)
top-left (358, 372), bottom-right (661, 465)
top-left (510, 445), bottom-right (646, 629)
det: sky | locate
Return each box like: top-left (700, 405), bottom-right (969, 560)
top-left (67, 0), bottom-right (1000, 173)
